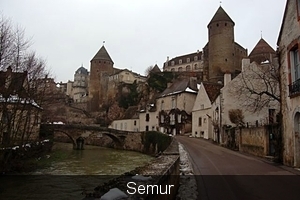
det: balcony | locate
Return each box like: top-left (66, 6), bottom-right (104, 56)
top-left (289, 79), bottom-right (300, 97)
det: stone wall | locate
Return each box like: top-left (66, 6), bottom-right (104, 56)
top-left (240, 126), bottom-right (269, 157)
top-left (88, 137), bottom-right (180, 200)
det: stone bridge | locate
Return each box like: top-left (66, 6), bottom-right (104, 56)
top-left (40, 124), bottom-right (129, 149)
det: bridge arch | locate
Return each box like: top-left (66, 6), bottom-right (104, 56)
top-left (53, 130), bottom-right (77, 149)
top-left (103, 132), bottom-right (123, 148)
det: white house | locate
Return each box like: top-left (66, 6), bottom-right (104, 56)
top-left (192, 82), bottom-right (222, 139)
top-left (109, 106), bottom-right (139, 132)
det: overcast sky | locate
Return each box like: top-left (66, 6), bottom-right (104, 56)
top-left (1, 0), bottom-right (286, 82)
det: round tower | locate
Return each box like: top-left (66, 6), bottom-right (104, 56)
top-left (208, 6), bottom-right (235, 82)
top-left (89, 45), bottom-right (114, 111)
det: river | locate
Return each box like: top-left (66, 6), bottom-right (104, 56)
top-left (0, 142), bottom-right (153, 200)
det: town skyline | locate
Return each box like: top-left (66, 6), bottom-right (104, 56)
top-left (1, 0), bottom-right (286, 82)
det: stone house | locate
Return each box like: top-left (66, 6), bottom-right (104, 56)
top-left (0, 67), bottom-right (42, 145)
top-left (109, 106), bottom-right (139, 132)
top-left (192, 82), bottom-right (222, 139)
top-left (156, 78), bottom-right (198, 135)
top-left (277, 0), bottom-right (300, 167)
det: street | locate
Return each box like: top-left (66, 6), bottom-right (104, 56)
top-left (176, 136), bottom-right (300, 200)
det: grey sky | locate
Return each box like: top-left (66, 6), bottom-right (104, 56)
top-left (1, 0), bottom-right (286, 82)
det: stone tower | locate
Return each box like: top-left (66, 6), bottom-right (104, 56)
top-left (88, 45), bottom-right (114, 111)
top-left (207, 6), bottom-right (247, 83)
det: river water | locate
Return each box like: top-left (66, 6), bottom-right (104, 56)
top-left (0, 142), bottom-right (153, 200)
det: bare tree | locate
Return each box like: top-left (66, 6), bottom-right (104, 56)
top-left (229, 59), bottom-right (280, 113)
top-left (0, 15), bottom-right (49, 147)
top-left (144, 65), bottom-right (154, 77)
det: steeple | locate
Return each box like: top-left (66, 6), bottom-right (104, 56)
top-left (208, 6), bottom-right (235, 27)
top-left (91, 45), bottom-right (114, 64)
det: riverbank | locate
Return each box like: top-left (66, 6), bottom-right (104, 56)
top-left (0, 140), bottom-right (53, 173)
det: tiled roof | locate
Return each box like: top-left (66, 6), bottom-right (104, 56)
top-left (151, 64), bottom-right (161, 73)
top-left (91, 45), bottom-right (114, 63)
top-left (202, 82), bottom-right (223, 103)
top-left (208, 6), bottom-right (234, 26)
top-left (249, 38), bottom-right (276, 64)
top-left (158, 78), bottom-right (198, 98)
top-left (164, 51), bottom-right (202, 67)
top-left (123, 106), bottom-right (139, 119)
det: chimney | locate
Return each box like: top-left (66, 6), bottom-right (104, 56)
top-left (224, 72), bottom-right (231, 86)
top-left (189, 77), bottom-right (197, 90)
top-left (167, 56), bottom-right (169, 61)
top-left (242, 58), bottom-right (250, 72)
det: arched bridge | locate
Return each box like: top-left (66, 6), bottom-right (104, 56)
top-left (40, 124), bottom-right (129, 149)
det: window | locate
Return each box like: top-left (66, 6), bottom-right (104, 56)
top-left (198, 117), bottom-right (202, 126)
top-left (291, 48), bottom-right (300, 81)
top-left (171, 61), bottom-right (175, 66)
top-left (297, 0), bottom-right (300, 19)
top-left (161, 100), bottom-right (164, 110)
top-left (146, 126), bottom-right (149, 131)
top-left (194, 64), bottom-right (198, 70)
top-left (170, 114), bottom-right (175, 125)
top-left (161, 115), bottom-right (164, 123)
top-left (124, 123), bottom-right (127, 130)
top-left (134, 120), bottom-right (137, 126)
top-left (146, 113), bottom-right (150, 122)
top-left (178, 114), bottom-right (182, 123)
top-left (172, 98), bottom-right (176, 109)
top-left (171, 68), bottom-right (175, 72)
top-left (194, 56), bottom-right (198, 61)
top-left (179, 59), bottom-right (182, 64)
top-left (186, 65), bottom-right (191, 71)
top-left (187, 58), bottom-right (190, 63)
top-left (269, 109), bottom-right (275, 124)
top-left (178, 67), bottom-right (183, 72)
top-left (289, 45), bottom-right (300, 96)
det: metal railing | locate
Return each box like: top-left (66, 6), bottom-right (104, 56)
top-left (289, 79), bottom-right (300, 96)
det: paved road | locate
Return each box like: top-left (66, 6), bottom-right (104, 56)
top-left (176, 136), bottom-right (300, 200)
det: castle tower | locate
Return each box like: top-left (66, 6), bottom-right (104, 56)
top-left (207, 6), bottom-right (238, 82)
top-left (88, 45), bottom-right (114, 111)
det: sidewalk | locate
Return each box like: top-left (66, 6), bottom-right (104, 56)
top-left (187, 135), bottom-right (300, 176)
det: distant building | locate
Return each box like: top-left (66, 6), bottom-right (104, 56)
top-left (88, 45), bottom-right (116, 111)
top-left (108, 69), bottom-right (146, 84)
top-left (163, 6), bottom-right (247, 83)
top-left (88, 45), bottom-right (148, 111)
top-left (72, 65), bottom-right (89, 103)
